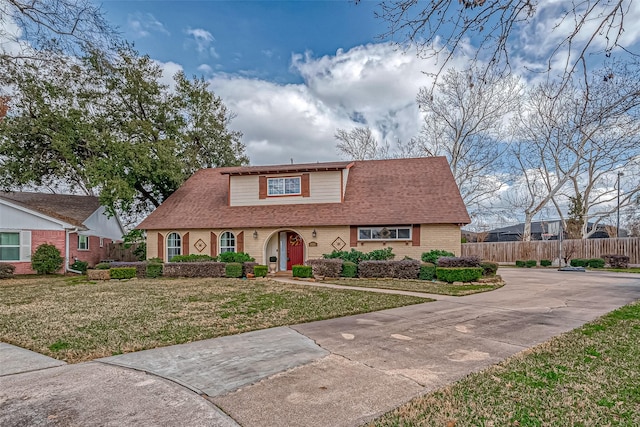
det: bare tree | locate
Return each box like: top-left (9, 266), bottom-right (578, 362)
top-left (335, 127), bottom-right (390, 160)
top-left (510, 62), bottom-right (640, 240)
top-left (1, 0), bottom-right (114, 63)
top-left (373, 0), bottom-right (633, 87)
top-left (414, 67), bottom-right (522, 216)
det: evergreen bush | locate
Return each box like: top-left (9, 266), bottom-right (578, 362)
top-left (341, 261), bottom-right (358, 278)
top-left (436, 267), bottom-right (483, 283)
top-left (253, 265), bottom-right (268, 277)
top-left (218, 252), bottom-right (254, 263)
top-left (225, 262), bottom-right (243, 278)
top-left (479, 261), bottom-right (499, 276)
top-left (421, 249), bottom-right (455, 264)
top-left (540, 259), bottom-right (552, 267)
top-left (525, 260), bottom-right (537, 268)
top-left (587, 258), bottom-right (605, 269)
top-left (419, 262), bottom-right (436, 280)
top-left (293, 265), bottom-right (313, 278)
top-left (31, 244), bottom-right (63, 274)
top-left (110, 267), bottom-right (136, 279)
top-left (70, 260), bottom-right (89, 273)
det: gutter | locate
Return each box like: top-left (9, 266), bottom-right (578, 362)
top-left (65, 227), bottom-right (83, 274)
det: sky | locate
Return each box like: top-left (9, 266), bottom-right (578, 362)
top-left (98, 0), bottom-right (455, 166)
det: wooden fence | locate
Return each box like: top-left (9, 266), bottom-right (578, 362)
top-left (106, 242), bottom-right (140, 262)
top-left (462, 237), bottom-right (640, 265)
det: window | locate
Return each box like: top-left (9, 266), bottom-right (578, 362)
top-left (99, 237), bottom-right (104, 248)
top-left (267, 177), bottom-right (301, 196)
top-left (0, 232), bottom-right (20, 261)
top-left (220, 231), bottom-right (236, 253)
top-left (78, 235), bottom-right (89, 250)
top-left (167, 232), bottom-right (181, 261)
top-left (358, 226), bottom-right (412, 241)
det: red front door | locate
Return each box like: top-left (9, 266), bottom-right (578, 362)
top-left (286, 232), bottom-right (304, 270)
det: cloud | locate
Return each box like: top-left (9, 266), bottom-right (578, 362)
top-left (128, 13), bottom-right (169, 38)
top-left (185, 28), bottom-right (219, 59)
top-left (152, 60), bottom-right (183, 91)
top-left (208, 42), bottom-right (474, 167)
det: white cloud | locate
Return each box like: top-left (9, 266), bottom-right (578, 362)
top-left (128, 13), bottom-right (169, 38)
top-left (185, 28), bottom-right (219, 59)
top-left (153, 60), bottom-right (183, 91)
top-left (208, 42), bottom-right (473, 166)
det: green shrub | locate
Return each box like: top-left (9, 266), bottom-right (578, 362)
top-left (419, 262), bottom-right (436, 280)
top-left (479, 261), bottom-right (498, 276)
top-left (95, 262), bottom-right (111, 270)
top-left (31, 243), bottom-right (63, 274)
top-left (515, 260), bottom-right (526, 268)
top-left (0, 263), bottom-right (16, 279)
top-left (570, 258), bottom-right (587, 267)
top-left (436, 267), bottom-right (483, 283)
top-left (111, 262), bottom-right (146, 278)
top-left (70, 260), bottom-right (89, 273)
top-left (322, 247), bottom-right (395, 264)
top-left (540, 259), bottom-right (552, 267)
top-left (587, 258), bottom-right (605, 269)
top-left (293, 265), bottom-right (313, 278)
top-left (146, 263), bottom-right (163, 278)
top-left (110, 267), bottom-right (137, 280)
top-left (170, 254), bottom-right (216, 262)
top-left (525, 260), bottom-right (537, 268)
top-left (218, 252), bottom-right (255, 263)
top-left (342, 261), bottom-right (357, 278)
top-left (148, 257), bottom-right (163, 264)
top-left (367, 247), bottom-right (395, 260)
top-left (421, 249), bottom-right (455, 264)
top-left (253, 265), bottom-right (268, 277)
top-left (225, 262), bottom-right (243, 278)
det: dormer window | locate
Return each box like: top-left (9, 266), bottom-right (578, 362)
top-left (267, 177), bottom-right (301, 196)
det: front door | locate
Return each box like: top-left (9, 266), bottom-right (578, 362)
top-left (286, 232), bottom-right (304, 270)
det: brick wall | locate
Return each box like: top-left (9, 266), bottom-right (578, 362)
top-left (69, 233), bottom-right (113, 267)
top-left (13, 230), bottom-right (66, 275)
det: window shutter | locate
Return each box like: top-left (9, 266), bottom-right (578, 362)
top-left (157, 233), bottom-right (164, 262)
top-left (350, 226), bottom-right (358, 247)
top-left (412, 225), bottom-right (421, 246)
top-left (210, 232), bottom-right (217, 256)
top-left (183, 232), bottom-right (190, 255)
top-left (20, 230), bottom-right (31, 261)
top-left (237, 231), bottom-right (244, 252)
top-left (259, 176), bottom-right (267, 199)
top-left (301, 173), bottom-right (310, 197)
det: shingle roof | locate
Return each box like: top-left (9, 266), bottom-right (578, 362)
top-left (0, 192), bottom-right (100, 228)
top-left (137, 157), bottom-right (470, 230)
top-left (223, 161), bottom-right (353, 176)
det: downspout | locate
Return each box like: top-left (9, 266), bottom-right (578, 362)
top-left (66, 228), bottom-right (83, 274)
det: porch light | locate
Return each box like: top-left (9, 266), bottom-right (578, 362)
top-left (253, 230), bottom-right (258, 239)
top-left (312, 229), bottom-right (317, 238)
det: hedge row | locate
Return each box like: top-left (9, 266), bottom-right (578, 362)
top-left (163, 262), bottom-right (226, 278)
top-left (436, 267), bottom-right (483, 283)
top-left (570, 258), bottom-right (605, 268)
top-left (358, 260), bottom-right (421, 279)
top-left (306, 259), bottom-right (343, 277)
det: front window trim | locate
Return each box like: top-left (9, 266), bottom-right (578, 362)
top-left (0, 232), bottom-right (20, 261)
top-left (78, 235), bottom-right (89, 251)
top-left (220, 231), bottom-right (236, 253)
top-left (267, 176), bottom-right (301, 196)
top-left (167, 232), bottom-right (181, 261)
top-left (357, 226), bottom-right (412, 241)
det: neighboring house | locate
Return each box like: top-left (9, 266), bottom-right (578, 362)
top-left (484, 220), bottom-right (619, 242)
top-left (138, 157), bottom-right (470, 271)
top-left (0, 192), bottom-right (125, 274)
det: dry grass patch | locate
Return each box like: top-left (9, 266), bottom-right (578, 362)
top-left (322, 278), bottom-right (503, 296)
top-left (371, 300), bottom-right (640, 426)
top-left (0, 276), bottom-right (429, 363)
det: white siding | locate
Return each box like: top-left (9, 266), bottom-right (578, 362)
top-left (82, 206), bottom-right (125, 240)
top-left (0, 202), bottom-right (67, 230)
top-left (229, 171), bottom-right (343, 206)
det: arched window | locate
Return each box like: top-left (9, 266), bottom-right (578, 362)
top-left (167, 232), bottom-right (181, 261)
top-left (220, 231), bottom-right (236, 253)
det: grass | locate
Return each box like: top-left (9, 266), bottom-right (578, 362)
top-left (371, 300), bottom-right (640, 426)
top-left (0, 276), bottom-right (429, 363)
top-left (322, 278), bottom-right (503, 296)
top-left (601, 267), bottom-right (640, 273)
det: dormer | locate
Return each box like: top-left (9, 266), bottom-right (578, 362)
top-left (222, 161), bottom-right (354, 206)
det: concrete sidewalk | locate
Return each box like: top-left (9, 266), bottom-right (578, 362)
top-left (1, 269), bottom-right (639, 426)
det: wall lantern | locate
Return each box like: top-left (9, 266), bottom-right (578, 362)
top-left (253, 230), bottom-right (258, 239)
top-left (312, 229), bottom-right (317, 238)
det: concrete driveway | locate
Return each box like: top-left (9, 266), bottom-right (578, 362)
top-left (1, 269), bottom-right (639, 426)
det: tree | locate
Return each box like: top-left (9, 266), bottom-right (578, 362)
top-left (335, 127), bottom-right (389, 160)
top-left (414, 67), bottom-right (522, 216)
top-left (509, 62), bottom-right (640, 240)
top-left (373, 0), bottom-right (633, 87)
top-left (1, 0), bottom-right (114, 63)
top-left (0, 46), bottom-right (249, 216)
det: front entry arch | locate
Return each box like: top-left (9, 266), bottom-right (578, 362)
top-left (286, 231), bottom-right (304, 270)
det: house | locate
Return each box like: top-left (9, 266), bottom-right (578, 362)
top-left (137, 157), bottom-right (471, 271)
top-left (483, 220), bottom-right (619, 242)
top-left (0, 192), bottom-right (125, 274)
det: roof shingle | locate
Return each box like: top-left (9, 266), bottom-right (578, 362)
top-left (137, 157), bottom-right (470, 230)
top-left (0, 192), bottom-right (100, 228)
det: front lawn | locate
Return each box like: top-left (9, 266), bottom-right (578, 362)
top-left (0, 276), bottom-right (429, 363)
top-left (322, 278), bottom-right (503, 296)
top-left (371, 300), bottom-right (640, 426)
